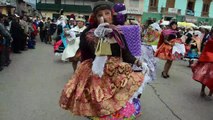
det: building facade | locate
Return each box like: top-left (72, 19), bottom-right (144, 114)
top-left (123, 0), bottom-right (144, 23)
top-left (35, 0), bottom-right (213, 24)
top-left (36, 0), bottom-right (123, 19)
top-left (141, 0), bottom-right (213, 25)
top-left (0, 0), bottom-right (39, 17)
top-left (16, 0), bottom-right (39, 17)
top-left (0, 0), bottom-right (16, 15)
top-left (36, 0), bottom-right (95, 19)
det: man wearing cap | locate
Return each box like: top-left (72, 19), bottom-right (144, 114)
top-left (72, 17), bottom-right (86, 37)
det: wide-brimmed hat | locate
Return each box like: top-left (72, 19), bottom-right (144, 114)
top-left (76, 18), bottom-right (86, 22)
top-left (93, 1), bottom-right (113, 13)
top-left (76, 15), bottom-right (86, 22)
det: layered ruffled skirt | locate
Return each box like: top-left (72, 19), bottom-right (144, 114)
top-left (61, 37), bottom-right (81, 62)
top-left (155, 39), bottom-right (184, 61)
top-left (141, 43), bottom-right (157, 82)
top-left (59, 57), bottom-right (144, 119)
top-left (54, 40), bottom-right (65, 56)
top-left (192, 62), bottom-right (213, 91)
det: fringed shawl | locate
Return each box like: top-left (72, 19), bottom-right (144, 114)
top-left (118, 25), bottom-right (142, 56)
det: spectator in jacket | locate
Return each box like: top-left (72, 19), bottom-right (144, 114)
top-left (0, 14), bottom-right (13, 71)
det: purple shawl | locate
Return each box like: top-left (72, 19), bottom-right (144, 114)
top-left (118, 25), bottom-right (142, 56)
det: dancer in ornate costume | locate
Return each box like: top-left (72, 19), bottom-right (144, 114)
top-left (185, 31), bottom-right (201, 67)
top-left (59, 1), bottom-right (144, 119)
top-left (192, 27), bottom-right (213, 99)
top-left (54, 10), bottom-right (68, 56)
top-left (61, 16), bottom-right (86, 71)
top-left (140, 23), bottom-right (161, 82)
top-left (155, 21), bottom-right (185, 78)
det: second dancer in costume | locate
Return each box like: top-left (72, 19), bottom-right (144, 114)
top-left (192, 27), bottom-right (213, 99)
top-left (155, 21), bottom-right (185, 78)
top-left (61, 16), bottom-right (86, 71)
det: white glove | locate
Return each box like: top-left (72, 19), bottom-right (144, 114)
top-left (55, 20), bottom-right (61, 25)
top-left (65, 30), bottom-right (76, 41)
top-left (94, 23), bottom-right (113, 38)
top-left (92, 56), bottom-right (108, 78)
top-left (141, 62), bottom-right (149, 74)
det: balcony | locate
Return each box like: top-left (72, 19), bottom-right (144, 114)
top-left (36, 3), bottom-right (92, 13)
top-left (161, 7), bottom-right (181, 15)
top-left (149, 6), bottom-right (158, 12)
top-left (186, 9), bottom-right (194, 16)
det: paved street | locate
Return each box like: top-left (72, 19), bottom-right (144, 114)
top-left (0, 41), bottom-right (213, 120)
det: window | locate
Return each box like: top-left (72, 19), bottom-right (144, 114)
top-left (149, 0), bottom-right (158, 12)
top-left (187, 1), bottom-right (195, 11)
top-left (202, 4), bottom-right (209, 12)
top-left (202, 0), bottom-right (211, 16)
top-left (166, 0), bottom-right (175, 8)
top-left (150, 0), bottom-right (158, 7)
top-left (186, 0), bottom-right (195, 16)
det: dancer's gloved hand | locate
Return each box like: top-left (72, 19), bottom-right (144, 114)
top-left (66, 30), bottom-right (76, 44)
top-left (94, 23), bottom-right (113, 38)
top-left (92, 56), bottom-right (108, 78)
top-left (141, 62), bottom-right (149, 74)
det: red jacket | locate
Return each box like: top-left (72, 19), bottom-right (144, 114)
top-left (32, 24), bottom-right (38, 36)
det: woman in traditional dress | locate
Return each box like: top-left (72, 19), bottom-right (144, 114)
top-left (155, 21), bottom-right (185, 78)
top-left (59, 1), bottom-right (144, 119)
top-left (54, 14), bottom-right (68, 56)
top-left (192, 27), bottom-right (213, 99)
top-left (141, 23), bottom-right (161, 81)
top-left (61, 17), bottom-right (86, 71)
top-left (185, 31), bottom-right (201, 67)
top-left (139, 23), bottom-right (161, 82)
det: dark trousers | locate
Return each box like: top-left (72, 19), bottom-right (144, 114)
top-left (12, 36), bottom-right (21, 53)
top-left (20, 34), bottom-right (27, 50)
top-left (0, 45), bottom-right (5, 68)
top-left (0, 45), bottom-right (4, 68)
top-left (0, 45), bottom-right (11, 68)
top-left (40, 30), bottom-right (45, 42)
